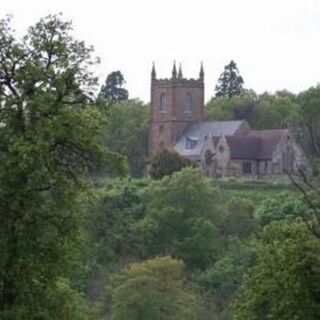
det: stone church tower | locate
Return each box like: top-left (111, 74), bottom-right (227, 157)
top-left (148, 62), bottom-right (205, 158)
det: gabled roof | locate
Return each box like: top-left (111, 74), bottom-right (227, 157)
top-left (174, 120), bottom-right (244, 159)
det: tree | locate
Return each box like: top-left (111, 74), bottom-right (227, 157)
top-left (256, 193), bottom-right (311, 227)
top-left (233, 221), bottom-right (320, 320)
top-left (99, 70), bottom-right (129, 104)
top-left (102, 99), bottom-right (149, 177)
top-left (206, 90), bottom-right (256, 122)
top-left (206, 89), bottom-right (301, 129)
top-left (298, 85), bottom-right (320, 156)
top-left (149, 149), bottom-right (195, 179)
top-left (195, 239), bottom-right (255, 320)
top-left (0, 14), bottom-right (124, 317)
top-left (144, 168), bottom-right (221, 269)
top-left (109, 256), bottom-right (196, 320)
top-left (79, 178), bottom-right (149, 300)
top-left (215, 60), bottom-right (244, 98)
top-left (219, 197), bottom-right (257, 239)
top-left (84, 178), bottom-right (148, 265)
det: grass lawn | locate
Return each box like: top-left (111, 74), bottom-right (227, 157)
top-left (212, 178), bottom-right (297, 205)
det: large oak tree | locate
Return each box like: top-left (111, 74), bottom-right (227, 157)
top-left (0, 14), bottom-right (124, 318)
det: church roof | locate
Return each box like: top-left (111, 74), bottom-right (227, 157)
top-left (174, 120), bottom-right (244, 160)
top-left (226, 136), bottom-right (262, 159)
top-left (226, 129), bottom-right (288, 160)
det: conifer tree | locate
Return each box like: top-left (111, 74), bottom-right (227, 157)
top-left (215, 60), bottom-right (244, 98)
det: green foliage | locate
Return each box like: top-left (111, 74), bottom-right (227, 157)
top-left (85, 179), bottom-right (148, 267)
top-left (144, 168), bottom-right (221, 269)
top-left (99, 70), bottom-right (129, 104)
top-left (233, 221), bottom-right (320, 320)
top-left (214, 179), bottom-right (296, 208)
top-left (101, 99), bottom-right (149, 177)
top-left (1, 278), bottom-right (94, 320)
top-left (3, 12), bottom-right (320, 320)
top-left (219, 197), bottom-right (257, 239)
top-left (251, 91), bottom-right (301, 129)
top-left (206, 90), bottom-right (301, 129)
top-left (195, 240), bottom-right (256, 320)
top-left (0, 14), bottom-right (124, 317)
top-left (298, 85), bottom-right (320, 156)
top-left (256, 193), bottom-right (311, 227)
top-left (109, 256), bottom-right (196, 320)
top-left (149, 149), bottom-right (195, 179)
top-left (215, 60), bottom-right (244, 98)
top-left (207, 89), bottom-right (256, 122)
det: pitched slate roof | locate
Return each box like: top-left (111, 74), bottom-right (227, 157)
top-left (174, 120), bottom-right (244, 160)
top-left (226, 129), bottom-right (288, 160)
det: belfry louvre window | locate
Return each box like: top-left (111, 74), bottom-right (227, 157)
top-left (242, 161), bottom-right (252, 174)
top-left (160, 93), bottom-right (166, 111)
top-left (185, 93), bottom-right (193, 112)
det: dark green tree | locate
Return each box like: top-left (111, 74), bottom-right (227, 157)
top-left (102, 99), bottom-right (149, 177)
top-left (149, 149), bottom-right (195, 179)
top-left (0, 14), bottom-right (124, 318)
top-left (99, 70), bottom-right (129, 104)
top-left (196, 240), bottom-right (255, 320)
top-left (215, 60), bottom-right (244, 98)
top-left (144, 168), bottom-right (221, 269)
top-left (219, 197), bottom-right (257, 239)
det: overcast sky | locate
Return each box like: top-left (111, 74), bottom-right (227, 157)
top-left (1, 0), bottom-right (320, 102)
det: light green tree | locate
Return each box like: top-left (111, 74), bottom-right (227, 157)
top-left (206, 90), bottom-right (301, 130)
top-left (256, 193), bottom-right (311, 227)
top-left (110, 256), bottom-right (196, 320)
top-left (233, 221), bottom-right (320, 320)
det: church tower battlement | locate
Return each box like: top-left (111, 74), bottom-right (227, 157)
top-left (149, 61), bottom-right (205, 158)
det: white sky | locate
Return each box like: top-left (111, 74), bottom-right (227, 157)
top-left (1, 0), bottom-right (320, 102)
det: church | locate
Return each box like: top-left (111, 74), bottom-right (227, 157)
top-left (148, 62), bottom-right (311, 179)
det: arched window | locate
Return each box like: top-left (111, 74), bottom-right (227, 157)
top-left (185, 93), bottom-right (193, 112)
top-left (205, 149), bottom-right (213, 166)
top-left (160, 93), bottom-right (166, 112)
top-left (242, 161), bottom-right (252, 174)
top-left (282, 152), bottom-right (287, 172)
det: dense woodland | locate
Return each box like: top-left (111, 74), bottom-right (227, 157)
top-left (1, 14), bottom-right (320, 320)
